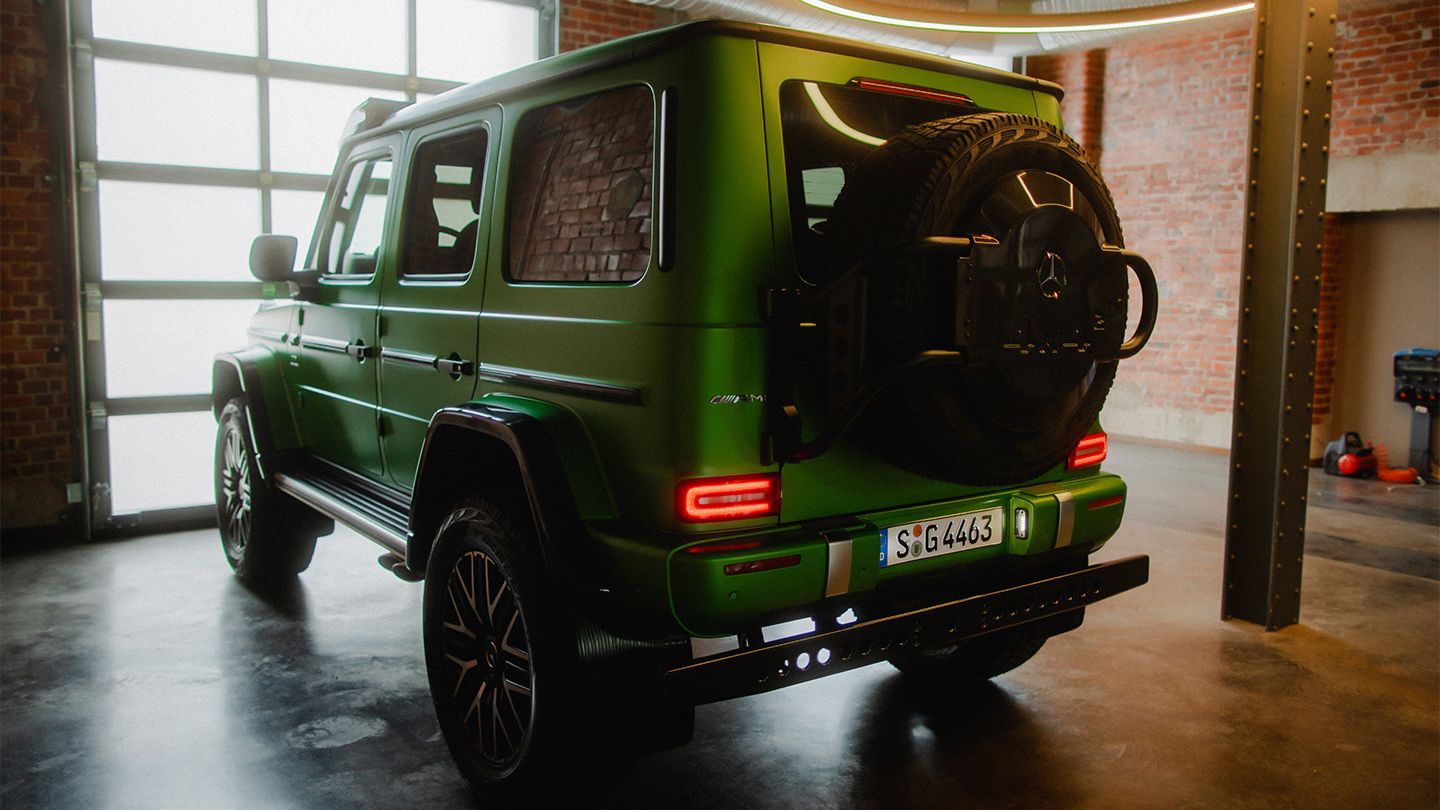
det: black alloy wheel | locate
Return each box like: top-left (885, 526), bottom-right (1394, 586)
top-left (438, 547), bottom-right (535, 768)
top-left (213, 398), bottom-right (324, 585)
top-left (218, 418), bottom-right (253, 563)
top-left (423, 498), bottom-right (589, 798)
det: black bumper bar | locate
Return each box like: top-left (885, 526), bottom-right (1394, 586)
top-left (666, 554), bottom-right (1149, 705)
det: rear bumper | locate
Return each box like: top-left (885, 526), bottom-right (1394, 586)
top-left (661, 472), bottom-right (1129, 636)
top-left (665, 554), bottom-right (1149, 705)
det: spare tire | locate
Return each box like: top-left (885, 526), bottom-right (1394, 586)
top-left (828, 112), bottom-right (1124, 485)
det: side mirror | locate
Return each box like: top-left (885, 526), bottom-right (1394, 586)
top-left (249, 235), bottom-right (298, 282)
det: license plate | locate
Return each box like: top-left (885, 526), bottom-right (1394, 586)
top-left (879, 507), bottom-right (1004, 568)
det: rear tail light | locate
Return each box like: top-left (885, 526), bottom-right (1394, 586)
top-left (677, 474), bottom-right (780, 522)
top-left (1068, 432), bottom-right (1108, 470)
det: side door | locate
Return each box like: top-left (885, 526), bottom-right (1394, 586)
top-left (377, 113), bottom-right (496, 489)
top-left (293, 140), bottom-right (398, 479)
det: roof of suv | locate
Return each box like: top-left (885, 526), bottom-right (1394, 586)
top-left (370, 19), bottom-right (1062, 139)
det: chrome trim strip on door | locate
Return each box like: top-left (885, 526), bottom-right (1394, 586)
top-left (379, 347), bottom-right (436, 368)
top-left (479, 363), bottom-right (641, 404)
top-left (299, 335), bottom-right (350, 354)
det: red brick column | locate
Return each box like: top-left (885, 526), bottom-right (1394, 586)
top-left (1312, 214), bottom-right (1344, 430)
top-left (1, 0), bottom-right (80, 533)
top-left (1026, 48), bottom-right (1107, 163)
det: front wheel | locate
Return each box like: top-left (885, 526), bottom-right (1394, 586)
top-left (423, 498), bottom-right (585, 799)
top-left (214, 398), bottom-right (327, 586)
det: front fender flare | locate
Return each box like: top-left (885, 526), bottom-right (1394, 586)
top-left (212, 347), bottom-right (300, 480)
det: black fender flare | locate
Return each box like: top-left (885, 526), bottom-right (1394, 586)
top-left (407, 404), bottom-right (608, 586)
top-left (212, 348), bottom-right (299, 480)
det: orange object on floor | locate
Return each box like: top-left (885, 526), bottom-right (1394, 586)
top-left (1373, 444), bottom-right (1420, 484)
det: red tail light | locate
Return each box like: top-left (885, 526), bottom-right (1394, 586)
top-left (1068, 432), bottom-right (1108, 470)
top-left (677, 474), bottom-right (780, 522)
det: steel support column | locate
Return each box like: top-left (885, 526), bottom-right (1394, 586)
top-left (1222, 0), bottom-right (1337, 629)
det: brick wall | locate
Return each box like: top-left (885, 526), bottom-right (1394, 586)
top-left (1095, 25), bottom-right (1255, 447)
top-left (1331, 0), bottom-right (1440, 158)
top-left (559, 0), bottom-right (665, 53)
top-left (1, 0), bottom-right (78, 532)
top-left (1030, 0), bottom-right (1439, 448)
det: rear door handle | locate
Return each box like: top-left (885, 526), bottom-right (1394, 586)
top-left (345, 340), bottom-right (374, 361)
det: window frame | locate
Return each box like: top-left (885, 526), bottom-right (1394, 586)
top-left (317, 145), bottom-right (396, 282)
top-left (397, 123), bottom-right (491, 284)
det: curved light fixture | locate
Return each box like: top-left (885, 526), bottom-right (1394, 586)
top-left (797, 0), bottom-right (1255, 35)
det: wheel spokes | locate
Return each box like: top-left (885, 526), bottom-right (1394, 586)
top-left (442, 546), bottom-right (535, 767)
top-left (220, 427), bottom-right (251, 553)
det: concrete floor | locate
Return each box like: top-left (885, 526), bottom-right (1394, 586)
top-left (2, 440), bottom-right (1436, 809)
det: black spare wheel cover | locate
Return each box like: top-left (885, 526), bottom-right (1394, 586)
top-left (829, 112), bottom-right (1127, 485)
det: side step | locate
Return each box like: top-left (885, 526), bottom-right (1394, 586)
top-left (272, 464), bottom-right (422, 582)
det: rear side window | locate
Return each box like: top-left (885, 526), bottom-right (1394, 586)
top-left (507, 85), bottom-right (654, 283)
top-left (401, 128), bottom-right (488, 278)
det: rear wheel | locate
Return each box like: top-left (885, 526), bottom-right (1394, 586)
top-left (214, 398), bottom-right (326, 586)
top-left (423, 498), bottom-right (586, 799)
top-left (829, 112), bottom-right (1125, 484)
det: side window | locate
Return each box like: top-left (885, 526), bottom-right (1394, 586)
top-left (508, 85), bottom-right (653, 283)
top-left (323, 153), bottom-right (393, 277)
top-left (401, 128), bottom-right (488, 278)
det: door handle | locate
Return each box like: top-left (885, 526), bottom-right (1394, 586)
top-left (435, 355), bottom-right (474, 377)
top-left (345, 340), bottom-right (374, 361)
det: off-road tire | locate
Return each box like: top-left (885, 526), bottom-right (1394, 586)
top-left (214, 397), bottom-right (326, 586)
top-left (829, 112), bottom-right (1124, 484)
top-left (423, 498), bottom-right (588, 800)
top-left (887, 626), bottom-right (1048, 683)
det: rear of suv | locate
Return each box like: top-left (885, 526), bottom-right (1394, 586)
top-left (214, 20), bottom-right (1157, 799)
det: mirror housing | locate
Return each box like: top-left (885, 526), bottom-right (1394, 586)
top-left (249, 234), bottom-right (298, 282)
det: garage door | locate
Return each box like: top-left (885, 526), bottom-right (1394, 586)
top-left (69, 0), bottom-right (550, 531)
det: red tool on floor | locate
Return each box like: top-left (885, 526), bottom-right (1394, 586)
top-left (1323, 432), bottom-right (1419, 483)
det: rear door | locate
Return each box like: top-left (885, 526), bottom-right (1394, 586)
top-left (293, 140), bottom-right (397, 479)
top-left (755, 46), bottom-right (1046, 522)
top-left (377, 111), bottom-right (496, 489)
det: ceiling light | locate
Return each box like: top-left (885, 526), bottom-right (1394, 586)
top-left (797, 0), bottom-right (1255, 35)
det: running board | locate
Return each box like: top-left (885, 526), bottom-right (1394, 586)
top-left (273, 470), bottom-right (409, 558)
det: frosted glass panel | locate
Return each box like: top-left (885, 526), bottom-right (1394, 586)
top-left (109, 411), bottom-right (218, 512)
top-left (417, 0), bottom-right (538, 81)
top-left (95, 60), bottom-right (257, 169)
top-left (268, 0), bottom-right (406, 74)
top-left (91, 0), bottom-right (256, 55)
top-left (269, 79), bottom-right (405, 175)
top-left (270, 189), bottom-right (327, 270)
top-left (99, 182), bottom-right (258, 281)
top-left (103, 300), bottom-right (259, 397)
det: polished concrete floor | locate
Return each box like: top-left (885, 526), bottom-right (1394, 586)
top-left (2, 440), bottom-right (1437, 808)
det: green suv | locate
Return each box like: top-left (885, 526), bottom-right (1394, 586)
top-left (214, 19), bottom-right (1158, 797)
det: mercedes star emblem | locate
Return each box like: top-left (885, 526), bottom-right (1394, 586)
top-left (1038, 251), bottom-right (1068, 300)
